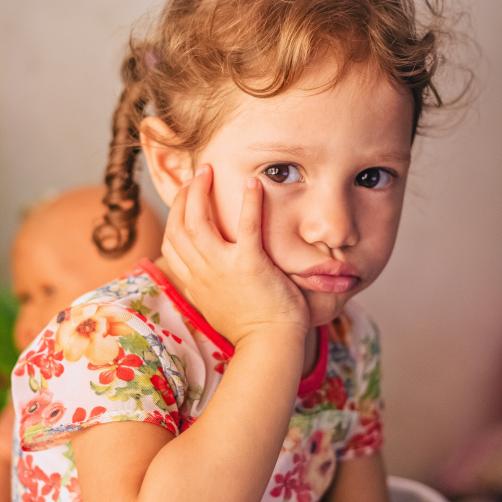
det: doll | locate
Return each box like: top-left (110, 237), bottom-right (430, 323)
top-left (0, 184), bottom-right (163, 500)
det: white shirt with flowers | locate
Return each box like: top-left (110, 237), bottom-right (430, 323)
top-left (11, 257), bottom-right (384, 501)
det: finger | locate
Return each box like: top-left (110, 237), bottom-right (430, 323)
top-left (184, 164), bottom-right (228, 254)
top-left (236, 176), bottom-right (264, 254)
top-left (160, 226), bottom-right (192, 285)
top-left (164, 183), bottom-right (207, 274)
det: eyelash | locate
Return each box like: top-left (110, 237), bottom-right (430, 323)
top-left (260, 163), bottom-right (398, 190)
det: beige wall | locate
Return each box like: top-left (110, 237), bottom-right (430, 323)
top-left (1, 0), bottom-right (501, 487)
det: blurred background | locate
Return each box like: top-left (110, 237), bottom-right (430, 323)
top-left (1, 0), bottom-right (501, 498)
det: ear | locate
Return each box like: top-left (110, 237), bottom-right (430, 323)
top-left (140, 116), bottom-right (194, 207)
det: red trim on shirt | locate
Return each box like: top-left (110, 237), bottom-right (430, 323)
top-left (136, 257), bottom-right (328, 396)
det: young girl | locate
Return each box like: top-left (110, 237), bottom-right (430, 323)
top-left (10, 1), bottom-right (465, 500)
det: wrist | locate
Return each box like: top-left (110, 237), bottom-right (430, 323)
top-left (235, 327), bottom-right (306, 360)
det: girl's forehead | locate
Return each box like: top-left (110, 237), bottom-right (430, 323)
top-left (213, 63), bottom-right (413, 155)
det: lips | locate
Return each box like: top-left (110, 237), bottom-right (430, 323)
top-left (292, 259), bottom-right (361, 294)
top-left (296, 259), bottom-right (360, 279)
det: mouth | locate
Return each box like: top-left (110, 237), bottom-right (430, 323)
top-left (291, 274), bottom-right (361, 294)
top-left (291, 258), bottom-right (361, 294)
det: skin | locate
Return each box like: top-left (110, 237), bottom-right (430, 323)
top-left (1, 185), bottom-right (163, 501)
top-left (141, 56), bottom-right (413, 370)
top-left (68, 55), bottom-right (411, 502)
top-left (139, 55), bottom-right (413, 500)
top-left (11, 185), bottom-right (164, 352)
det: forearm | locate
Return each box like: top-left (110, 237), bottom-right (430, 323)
top-left (139, 334), bottom-right (305, 502)
top-left (0, 401), bottom-right (14, 502)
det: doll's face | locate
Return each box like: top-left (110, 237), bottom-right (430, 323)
top-left (11, 186), bottom-right (163, 351)
top-left (12, 230), bottom-right (88, 351)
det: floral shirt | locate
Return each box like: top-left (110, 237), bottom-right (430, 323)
top-left (10, 257), bottom-right (384, 501)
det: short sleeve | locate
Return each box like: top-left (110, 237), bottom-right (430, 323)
top-left (335, 302), bottom-right (384, 461)
top-left (11, 302), bottom-right (184, 452)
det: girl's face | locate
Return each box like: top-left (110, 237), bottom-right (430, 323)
top-left (197, 59), bottom-right (413, 327)
top-left (148, 57), bottom-right (413, 328)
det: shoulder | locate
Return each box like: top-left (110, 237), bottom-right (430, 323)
top-left (332, 299), bottom-right (381, 359)
top-left (328, 299), bottom-right (383, 403)
top-left (10, 271), bottom-right (192, 452)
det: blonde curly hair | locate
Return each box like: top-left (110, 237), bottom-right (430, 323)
top-left (93, 0), bottom-right (473, 257)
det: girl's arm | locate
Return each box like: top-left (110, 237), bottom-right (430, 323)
top-left (0, 400), bottom-right (14, 502)
top-left (72, 333), bottom-right (305, 502)
top-left (322, 452), bottom-right (390, 502)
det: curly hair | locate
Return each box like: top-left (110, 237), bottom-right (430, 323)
top-left (93, 0), bottom-right (473, 258)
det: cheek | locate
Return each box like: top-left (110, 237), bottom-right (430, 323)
top-left (260, 189), bottom-right (299, 260)
top-left (360, 202), bottom-right (403, 274)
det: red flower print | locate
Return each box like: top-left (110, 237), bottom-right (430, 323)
top-left (301, 376), bottom-right (348, 410)
top-left (212, 350), bottom-right (230, 374)
top-left (40, 472), bottom-right (62, 501)
top-left (20, 390), bottom-right (66, 445)
top-left (145, 410), bottom-right (178, 435)
top-left (17, 454), bottom-right (63, 501)
top-left (29, 338), bottom-right (64, 380)
top-left (342, 414), bottom-right (382, 454)
top-left (67, 477), bottom-right (82, 501)
top-left (151, 371), bottom-right (176, 406)
top-left (180, 415), bottom-right (197, 432)
top-left (270, 453), bottom-right (312, 501)
top-left (87, 347), bottom-right (143, 384)
top-left (14, 330), bottom-right (64, 380)
top-left (17, 454), bottom-right (45, 494)
top-left (161, 329), bottom-right (182, 344)
top-left (301, 391), bottom-right (324, 409)
top-left (72, 406), bottom-right (107, 424)
top-left (270, 469), bottom-right (299, 499)
top-left (325, 376), bottom-right (348, 409)
top-left (127, 308), bottom-right (147, 323)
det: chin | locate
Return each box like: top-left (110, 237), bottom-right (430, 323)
top-left (304, 289), bottom-right (348, 327)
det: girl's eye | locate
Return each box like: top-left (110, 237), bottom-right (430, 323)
top-left (261, 163), bottom-right (303, 184)
top-left (356, 167), bottom-right (397, 190)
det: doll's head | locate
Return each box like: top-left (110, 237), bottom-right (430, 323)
top-left (93, 0), bottom-right (470, 326)
top-left (11, 185), bottom-right (163, 351)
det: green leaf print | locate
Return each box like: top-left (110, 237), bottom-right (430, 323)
top-left (145, 285), bottom-right (160, 297)
top-left (108, 383), bottom-right (145, 411)
top-left (135, 372), bottom-right (157, 392)
top-left (186, 384), bottom-right (203, 403)
top-left (28, 376), bottom-right (39, 392)
top-left (151, 312), bottom-right (160, 324)
top-left (120, 333), bottom-right (150, 355)
top-left (289, 413), bottom-right (315, 435)
top-left (361, 365), bottom-right (380, 400)
top-left (129, 299), bottom-right (152, 317)
top-left (90, 381), bottom-right (113, 395)
top-left (63, 443), bottom-right (76, 465)
top-left (152, 391), bottom-right (169, 412)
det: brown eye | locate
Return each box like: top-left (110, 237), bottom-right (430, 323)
top-left (262, 163), bottom-right (303, 184)
top-left (42, 284), bottom-right (56, 296)
top-left (356, 167), bottom-right (396, 190)
top-left (17, 292), bottom-right (31, 305)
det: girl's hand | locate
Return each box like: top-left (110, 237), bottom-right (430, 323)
top-left (161, 164), bottom-right (310, 347)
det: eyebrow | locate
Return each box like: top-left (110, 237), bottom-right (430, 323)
top-left (247, 141), bottom-right (411, 164)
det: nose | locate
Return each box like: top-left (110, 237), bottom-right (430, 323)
top-left (300, 187), bottom-right (360, 251)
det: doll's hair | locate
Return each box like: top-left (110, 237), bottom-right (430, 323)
top-left (93, 0), bottom-right (474, 258)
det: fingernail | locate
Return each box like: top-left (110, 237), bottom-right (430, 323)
top-left (196, 165), bottom-right (208, 176)
top-left (246, 177), bottom-right (257, 189)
